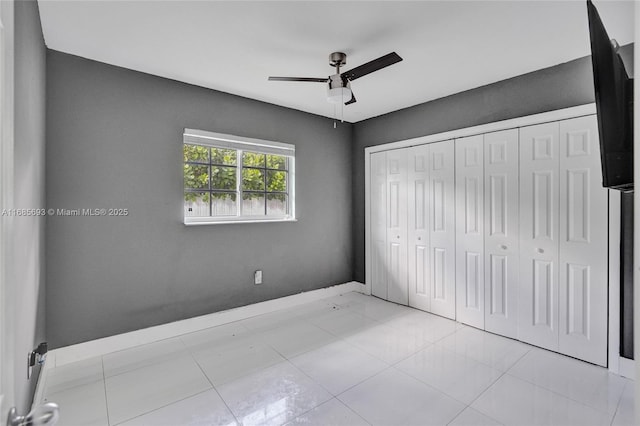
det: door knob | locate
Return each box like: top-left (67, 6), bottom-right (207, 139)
top-left (500, 245), bottom-right (507, 250)
top-left (417, 237), bottom-right (422, 241)
top-left (7, 403), bottom-right (59, 426)
top-left (537, 248), bottom-right (544, 254)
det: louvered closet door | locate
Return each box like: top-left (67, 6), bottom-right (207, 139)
top-left (386, 148), bottom-right (409, 305)
top-left (558, 115), bottom-right (608, 366)
top-left (370, 151), bottom-right (388, 300)
top-left (429, 140), bottom-right (456, 319)
top-left (455, 135), bottom-right (485, 328)
top-left (484, 129), bottom-right (519, 339)
top-left (518, 122), bottom-right (560, 351)
top-left (408, 145), bottom-right (431, 311)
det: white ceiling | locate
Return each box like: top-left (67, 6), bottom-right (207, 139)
top-left (37, 0), bottom-right (635, 123)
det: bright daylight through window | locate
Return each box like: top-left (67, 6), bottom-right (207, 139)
top-left (183, 129), bottom-right (295, 224)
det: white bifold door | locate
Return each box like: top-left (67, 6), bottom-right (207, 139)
top-left (370, 151), bottom-right (388, 300)
top-left (455, 130), bottom-right (519, 335)
top-left (370, 148), bottom-right (410, 305)
top-left (386, 148), bottom-right (409, 305)
top-left (370, 141), bottom-right (456, 318)
top-left (410, 141), bottom-right (456, 319)
top-left (455, 135), bottom-right (485, 328)
top-left (518, 116), bottom-right (608, 365)
top-left (483, 129), bottom-right (520, 339)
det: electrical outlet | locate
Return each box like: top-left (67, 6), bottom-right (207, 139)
top-left (254, 270), bottom-right (262, 285)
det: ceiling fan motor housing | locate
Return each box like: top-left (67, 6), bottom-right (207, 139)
top-left (329, 52), bottom-right (347, 67)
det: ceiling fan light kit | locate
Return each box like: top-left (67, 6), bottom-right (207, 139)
top-left (327, 75), bottom-right (352, 104)
top-left (268, 51), bottom-right (403, 107)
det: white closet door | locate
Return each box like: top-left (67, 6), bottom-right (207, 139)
top-left (558, 116), bottom-right (608, 366)
top-left (408, 145), bottom-right (431, 311)
top-left (370, 151), bottom-right (388, 300)
top-left (518, 122), bottom-right (560, 351)
top-left (484, 129), bottom-right (519, 339)
top-left (429, 140), bottom-right (456, 319)
top-left (455, 135), bottom-right (485, 328)
top-left (386, 148), bottom-right (409, 305)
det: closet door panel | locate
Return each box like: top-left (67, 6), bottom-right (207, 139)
top-left (386, 148), bottom-right (409, 305)
top-left (518, 122), bottom-right (560, 351)
top-left (370, 151), bottom-right (387, 300)
top-left (408, 145), bottom-right (431, 311)
top-left (455, 135), bottom-right (485, 327)
top-left (484, 129), bottom-right (519, 338)
top-left (558, 116), bottom-right (608, 366)
top-left (429, 140), bottom-right (456, 319)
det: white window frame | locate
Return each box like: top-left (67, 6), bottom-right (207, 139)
top-left (183, 129), bottom-right (296, 225)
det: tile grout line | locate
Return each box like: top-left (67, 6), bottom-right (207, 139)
top-left (442, 339), bottom-right (535, 424)
top-left (501, 350), bottom-right (625, 421)
top-left (185, 342), bottom-right (241, 425)
top-left (109, 388), bottom-right (214, 426)
top-left (501, 370), bottom-right (617, 422)
top-left (106, 340), bottom-right (231, 425)
top-left (101, 357), bottom-right (112, 426)
top-left (609, 380), bottom-right (633, 426)
top-left (461, 343), bottom-right (534, 409)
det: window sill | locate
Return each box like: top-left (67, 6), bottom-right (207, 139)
top-left (184, 217), bottom-right (297, 226)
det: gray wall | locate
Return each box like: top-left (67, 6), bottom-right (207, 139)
top-left (352, 45), bottom-right (634, 282)
top-left (46, 51), bottom-right (353, 348)
top-left (14, 0), bottom-right (47, 412)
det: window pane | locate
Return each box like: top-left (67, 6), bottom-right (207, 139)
top-left (184, 192), bottom-right (210, 217)
top-left (267, 194), bottom-right (287, 216)
top-left (266, 170), bottom-right (287, 192)
top-left (242, 193), bottom-right (265, 216)
top-left (242, 168), bottom-right (265, 191)
top-left (266, 154), bottom-right (286, 170)
top-left (211, 148), bottom-right (237, 165)
top-left (211, 192), bottom-right (237, 217)
top-left (211, 166), bottom-right (237, 190)
top-left (184, 164), bottom-right (209, 189)
top-left (243, 152), bottom-right (266, 167)
top-left (183, 144), bottom-right (209, 164)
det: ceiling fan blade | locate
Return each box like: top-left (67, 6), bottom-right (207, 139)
top-left (341, 52), bottom-right (403, 81)
top-left (345, 92), bottom-right (357, 105)
top-left (268, 77), bottom-right (328, 82)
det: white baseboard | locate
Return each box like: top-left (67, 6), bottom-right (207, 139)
top-left (619, 356), bottom-right (636, 380)
top-left (51, 281), bottom-right (365, 367)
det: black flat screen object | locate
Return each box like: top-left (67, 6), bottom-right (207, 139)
top-left (587, 0), bottom-right (634, 191)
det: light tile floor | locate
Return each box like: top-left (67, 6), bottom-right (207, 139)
top-left (40, 292), bottom-right (635, 426)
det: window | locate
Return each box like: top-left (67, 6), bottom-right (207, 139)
top-left (183, 129), bottom-right (295, 224)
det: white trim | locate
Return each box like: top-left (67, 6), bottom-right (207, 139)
top-left (184, 217), bottom-right (297, 226)
top-left (184, 132), bottom-right (296, 224)
top-left (364, 104), bottom-right (596, 156)
top-left (0, 0), bottom-right (15, 419)
top-left (609, 190), bottom-right (622, 375)
top-left (184, 128), bottom-right (295, 156)
top-left (619, 356), bottom-right (636, 380)
top-left (364, 149), bottom-right (372, 296)
top-left (634, 5), bottom-right (640, 419)
top-left (51, 281), bottom-right (365, 367)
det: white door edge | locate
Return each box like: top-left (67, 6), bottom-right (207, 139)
top-left (0, 0), bottom-right (15, 419)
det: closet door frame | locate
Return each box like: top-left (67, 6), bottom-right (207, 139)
top-left (364, 104), bottom-right (621, 372)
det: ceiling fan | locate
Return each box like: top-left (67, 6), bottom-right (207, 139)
top-left (268, 51), bottom-right (403, 105)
